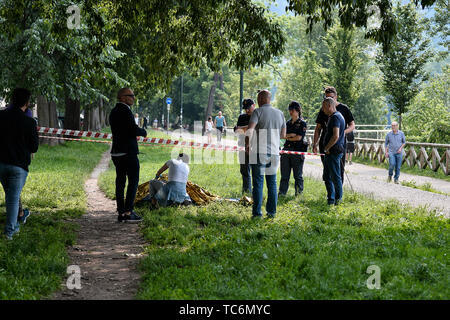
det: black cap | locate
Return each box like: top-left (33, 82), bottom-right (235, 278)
top-left (242, 98), bottom-right (255, 109)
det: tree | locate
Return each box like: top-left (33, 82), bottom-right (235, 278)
top-left (376, 3), bottom-right (433, 129)
top-left (286, 0), bottom-right (437, 53)
top-left (324, 25), bottom-right (362, 109)
top-left (403, 66), bottom-right (450, 144)
top-left (275, 50), bottom-right (325, 121)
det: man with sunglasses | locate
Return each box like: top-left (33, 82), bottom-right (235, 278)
top-left (109, 88), bottom-right (147, 223)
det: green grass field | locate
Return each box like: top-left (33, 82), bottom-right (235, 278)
top-left (99, 145), bottom-right (450, 300)
top-left (0, 141), bottom-right (109, 299)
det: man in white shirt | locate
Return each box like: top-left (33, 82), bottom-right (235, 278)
top-left (149, 153), bottom-right (191, 207)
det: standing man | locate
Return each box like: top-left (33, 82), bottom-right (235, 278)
top-left (385, 121), bottom-right (406, 184)
top-left (247, 90), bottom-right (286, 219)
top-left (0, 88), bottom-right (39, 240)
top-left (214, 111), bottom-right (227, 144)
top-left (322, 97), bottom-right (346, 205)
top-left (313, 86), bottom-right (355, 185)
top-left (234, 98), bottom-right (256, 194)
top-left (109, 88), bottom-right (147, 222)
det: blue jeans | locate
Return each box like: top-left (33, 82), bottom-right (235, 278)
top-left (0, 162), bottom-right (28, 237)
top-left (251, 155), bottom-right (278, 217)
top-left (388, 153), bottom-right (403, 180)
top-left (323, 153), bottom-right (343, 204)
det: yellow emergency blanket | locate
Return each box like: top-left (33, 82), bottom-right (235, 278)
top-left (135, 174), bottom-right (252, 206)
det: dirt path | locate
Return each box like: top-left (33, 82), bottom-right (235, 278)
top-left (52, 152), bottom-right (146, 300)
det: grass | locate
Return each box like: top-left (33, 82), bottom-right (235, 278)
top-left (98, 145), bottom-right (450, 300)
top-left (400, 180), bottom-right (450, 196)
top-left (0, 141), bottom-right (109, 299)
top-left (351, 156), bottom-right (450, 182)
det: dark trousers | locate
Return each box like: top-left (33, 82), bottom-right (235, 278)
top-left (279, 153), bottom-right (305, 195)
top-left (111, 154), bottom-right (140, 214)
top-left (239, 151), bottom-right (252, 193)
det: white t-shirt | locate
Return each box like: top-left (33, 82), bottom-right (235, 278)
top-left (205, 121), bottom-right (212, 131)
top-left (166, 159), bottom-right (189, 183)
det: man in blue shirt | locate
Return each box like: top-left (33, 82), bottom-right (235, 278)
top-left (385, 121), bottom-right (406, 184)
top-left (322, 97), bottom-right (346, 205)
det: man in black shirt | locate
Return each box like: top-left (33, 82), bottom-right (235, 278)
top-left (313, 87), bottom-right (355, 185)
top-left (0, 88), bottom-right (39, 240)
top-left (234, 98), bottom-right (255, 194)
top-left (109, 88), bottom-right (147, 223)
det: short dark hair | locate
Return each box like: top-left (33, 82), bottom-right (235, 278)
top-left (324, 86), bottom-right (337, 96)
top-left (288, 100), bottom-right (302, 116)
top-left (11, 88), bottom-right (31, 108)
top-left (242, 98), bottom-right (255, 109)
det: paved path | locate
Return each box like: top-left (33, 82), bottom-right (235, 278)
top-left (170, 130), bottom-right (450, 217)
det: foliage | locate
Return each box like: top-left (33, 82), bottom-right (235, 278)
top-left (324, 25), bottom-right (362, 109)
top-left (376, 3), bottom-right (434, 129)
top-left (286, 0), bottom-right (437, 53)
top-left (275, 50), bottom-right (325, 121)
top-left (403, 66), bottom-right (450, 144)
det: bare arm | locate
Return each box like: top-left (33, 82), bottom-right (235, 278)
top-left (324, 127), bottom-right (340, 153)
top-left (313, 123), bottom-right (322, 153)
top-left (155, 163), bottom-right (169, 178)
top-left (344, 121), bottom-right (355, 135)
top-left (280, 126), bottom-right (286, 139)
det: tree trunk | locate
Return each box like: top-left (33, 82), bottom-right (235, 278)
top-left (37, 95), bottom-right (61, 146)
top-left (203, 72), bottom-right (219, 134)
top-left (64, 94), bottom-right (81, 131)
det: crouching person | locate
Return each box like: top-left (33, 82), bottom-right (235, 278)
top-left (149, 153), bottom-right (192, 208)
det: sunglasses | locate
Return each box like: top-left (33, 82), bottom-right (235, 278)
top-left (122, 94), bottom-right (135, 98)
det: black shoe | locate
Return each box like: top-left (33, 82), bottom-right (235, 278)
top-left (123, 211), bottom-right (142, 223)
top-left (117, 213), bottom-right (126, 223)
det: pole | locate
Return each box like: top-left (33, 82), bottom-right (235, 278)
top-left (180, 75), bottom-right (183, 138)
top-left (167, 103), bottom-right (170, 135)
top-left (239, 70), bottom-right (244, 114)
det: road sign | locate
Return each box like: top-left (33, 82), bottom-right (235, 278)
top-left (166, 97), bottom-right (172, 105)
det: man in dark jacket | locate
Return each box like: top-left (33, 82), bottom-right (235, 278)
top-left (109, 88), bottom-right (147, 222)
top-left (0, 88), bottom-right (39, 240)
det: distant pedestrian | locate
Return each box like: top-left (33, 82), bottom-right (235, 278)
top-left (279, 101), bottom-right (308, 197)
top-left (322, 97), bottom-right (346, 205)
top-left (246, 90), bottom-right (286, 219)
top-left (109, 88), bottom-right (147, 223)
top-left (143, 116), bottom-right (148, 129)
top-left (205, 116), bottom-right (213, 145)
top-left (345, 130), bottom-right (355, 165)
top-left (0, 88), bottom-right (39, 240)
top-left (234, 98), bottom-right (256, 194)
top-left (153, 118), bottom-right (158, 128)
top-left (134, 113), bottom-right (139, 126)
top-left (214, 111), bottom-right (227, 144)
top-left (385, 121), bottom-right (406, 184)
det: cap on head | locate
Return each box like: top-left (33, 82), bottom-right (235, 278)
top-left (178, 153), bottom-right (190, 164)
top-left (242, 98), bottom-right (255, 109)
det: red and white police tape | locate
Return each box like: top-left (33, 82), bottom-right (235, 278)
top-left (37, 127), bottom-right (324, 156)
